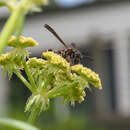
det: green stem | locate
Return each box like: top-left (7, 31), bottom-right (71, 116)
top-left (14, 69), bottom-right (34, 93)
top-left (15, 11), bottom-right (25, 42)
top-left (38, 77), bottom-right (44, 89)
top-left (47, 82), bottom-right (78, 98)
top-left (28, 108), bottom-right (38, 124)
top-left (0, 118), bottom-right (39, 130)
top-left (23, 60), bottom-right (37, 90)
top-left (41, 73), bottom-right (53, 92)
top-left (0, 6), bottom-right (26, 54)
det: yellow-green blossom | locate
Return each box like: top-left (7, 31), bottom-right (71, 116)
top-left (42, 51), bottom-right (70, 71)
top-left (0, 52), bottom-right (23, 79)
top-left (8, 35), bottom-right (39, 48)
top-left (71, 64), bottom-right (102, 90)
top-left (27, 57), bottom-right (47, 68)
top-left (0, 53), bottom-right (12, 65)
top-left (71, 85), bottom-right (86, 103)
top-left (60, 73), bottom-right (86, 105)
top-left (26, 58), bottom-right (48, 84)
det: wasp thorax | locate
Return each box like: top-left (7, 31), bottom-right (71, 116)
top-left (44, 24), bottom-right (83, 66)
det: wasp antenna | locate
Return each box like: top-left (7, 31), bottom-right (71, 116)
top-left (44, 24), bottom-right (68, 48)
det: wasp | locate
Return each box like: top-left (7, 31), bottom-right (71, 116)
top-left (43, 24), bottom-right (84, 66)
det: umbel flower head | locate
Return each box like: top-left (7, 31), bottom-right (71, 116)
top-left (0, 35), bottom-right (102, 119)
top-left (0, 53), bottom-right (15, 78)
top-left (25, 51), bottom-right (102, 114)
top-left (8, 35), bottom-right (39, 48)
top-left (71, 64), bottom-right (102, 90)
top-left (42, 51), bottom-right (70, 71)
top-left (0, 35), bottom-right (38, 78)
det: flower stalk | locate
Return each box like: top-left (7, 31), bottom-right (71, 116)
top-left (14, 69), bottom-right (34, 93)
top-left (28, 108), bottom-right (39, 124)
top-left (23, 60), bottom-right (37, 90)
top-left (0, 5), bottom-right (26, 53)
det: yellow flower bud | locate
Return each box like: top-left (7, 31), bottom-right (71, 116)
top-left (71, 64), bottom-right (102, 90)
top-left (42, 51), bottom-right (70, 71)
top-left (27, 57), bottom-right (47, 68)
top-left (8, 36), bottom-right (39, 48)
top-left (0, 53), bottom-right (12, 65)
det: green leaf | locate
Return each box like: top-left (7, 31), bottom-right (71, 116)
top-left (0, 118), bottom-right (39, 130)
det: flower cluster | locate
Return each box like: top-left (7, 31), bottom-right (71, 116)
top-left (0, 36), bottom-right (102, 120)
top-left (42, 51), bottom-right (70, 71)
top-left (26, 51), bottom-right (102, 111)
top-left (0, 53), bottom-right (12, 66)
top-left (0, 36), bottom-right (38, 78)
top-left (26, 57), bottom-right (48, 85)
top-left (8, 35), bottom-right (39, 48)
top-left (71, 64), bottom-right (102, 90)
